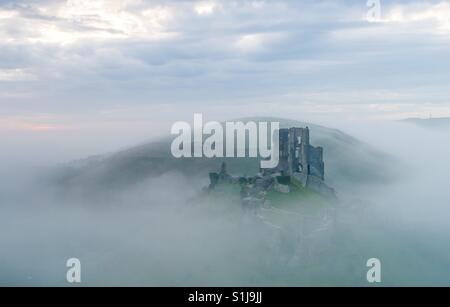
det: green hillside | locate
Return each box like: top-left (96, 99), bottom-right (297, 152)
top-left (53, 117), bottom-right (398, 198)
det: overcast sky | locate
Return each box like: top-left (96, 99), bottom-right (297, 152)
top-left (1, 0), bottom-right (450, 143)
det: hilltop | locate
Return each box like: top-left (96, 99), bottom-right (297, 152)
top-left (52, 117), bottom-right (398, 199)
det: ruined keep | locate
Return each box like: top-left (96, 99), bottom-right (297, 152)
top-left (208, 126), bottom-right (335, 208)
top-left (261, 126), bottom-right (334, 197)
top-left (270, 127), bottom-right (324, 180)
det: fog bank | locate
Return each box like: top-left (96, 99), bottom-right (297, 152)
top-left (1, 119), bottom-right (450, 286)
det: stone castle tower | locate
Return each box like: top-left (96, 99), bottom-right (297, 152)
top-left (209, 126), bottom-right (335, 198)
top-left (262, 126), bottom-right (334, 197)
top-left (276, 127), bottom-right (324, 180)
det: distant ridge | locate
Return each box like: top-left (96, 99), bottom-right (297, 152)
top-left (403, 117), bottom-right (450, 128)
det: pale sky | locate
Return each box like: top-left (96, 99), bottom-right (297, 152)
top-left (1, 0), bottom-right (450, 140)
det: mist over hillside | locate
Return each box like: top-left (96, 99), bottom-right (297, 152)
top-left (2, 118), bottom-right (450, 286)
top-left (52, 118), bottom-right (397, 201)
top-left (2, 0), bottom-right (450, 289)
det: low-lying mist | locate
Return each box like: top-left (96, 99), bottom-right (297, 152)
top-left (1, 119), bottom-right (450, 286)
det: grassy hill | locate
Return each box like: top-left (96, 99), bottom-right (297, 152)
top-left (52, 117), bottom-right (398, 199)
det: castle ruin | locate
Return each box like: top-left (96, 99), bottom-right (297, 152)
top-left (208, 126), bottom-right (336, 209)
top-left (267, 127), bottom-right (324, 179)
top-left (263, 127), bottom-right (333, 196)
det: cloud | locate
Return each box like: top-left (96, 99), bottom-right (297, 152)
top-left (194, 1), bottom-right (220, 15)
top-left (0, 0), bottom-right (449, 120)
top-left (0, 0), bottom-right (178, 43)
top-left (383, 2), bottom-right (450, 34)
top-left (234, 32), bottom-right (289, 53)
top-left (0, 68), bottom-right (34, 81)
